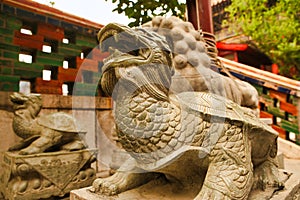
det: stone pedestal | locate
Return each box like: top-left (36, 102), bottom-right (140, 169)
top-left (70, 170), bottom-right (299, 200)
top-left (0, 149), bottom-right (97, 200)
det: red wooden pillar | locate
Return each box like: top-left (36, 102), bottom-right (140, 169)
top-left (186, 0), bottom-right (214, 34)
top-left (198, 0), bottom-right (214, 34)
top-left (186, 0), bottom-right (199, 30)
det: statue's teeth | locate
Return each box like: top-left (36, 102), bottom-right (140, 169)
top-left (114, 33), bottom-right (119, 42)
top-left (108, 47), bottom-right (115, 54)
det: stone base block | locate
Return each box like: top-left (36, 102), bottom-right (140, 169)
top-left (0, 149), bottom-right (97, 200)
top-left (70, 170), bottom-right (299, 200)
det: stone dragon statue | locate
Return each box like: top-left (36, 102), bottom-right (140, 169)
top-left (9, 92), bottom-right (85, 154)
top-left (91, 19), bottom-right (282, 199)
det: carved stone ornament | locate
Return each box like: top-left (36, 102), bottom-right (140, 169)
top-left (90, 18), bottom-right (283, 200)
top-left (0, 150), bottom-right (97, 199)
top-left (0, 93), bottom-right (97, 199)
top-left (9, 92), bottom-right (86, 155)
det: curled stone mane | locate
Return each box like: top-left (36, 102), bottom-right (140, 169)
top-left (101, 67), bottom-right (118, 96)
top-left (139, 63), bottom-right (173, 101)
top-left (135, 28), bottom-right (174, 72)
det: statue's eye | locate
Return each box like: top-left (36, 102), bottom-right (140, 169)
top-left (125, 69), bottom-right (132, 76)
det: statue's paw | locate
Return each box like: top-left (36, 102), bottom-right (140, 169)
top-left (19, 146), bottom-right (41, 155)
top-left (252, 171), bottom-right (284, 191)
top-left (8, 144), bottom-right (22, 151)
top-left (90, 172), bottom-right (157, 195)
top-left (61, 140), bottom-right (85, 151)
top-left (252, 161), bottom-right (284, 191)
top-left (91, 176), bottom-right (121, 196)
top-left (195, 185), bottom-right (231, 200)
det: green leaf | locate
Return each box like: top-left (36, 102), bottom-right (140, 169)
top-left (105, 0), bottom-right (186, 27)
top-left (225, 0), bottom-right (300, 78)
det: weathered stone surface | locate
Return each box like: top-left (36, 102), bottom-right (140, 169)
top-left (95, 110), bottom-right (118, 171)
top-left (72, 109), bottom-right (96, 149)
top-left (70, 170), bottom-right (297, 200)
top-left (0, 92), bottom-right (114, 199)
top-left (9, 92), bottom-right (87, 154)
top-left (268, 171), bottom-right (300, 200)
top-left (0, 110), bottom-right (19, 151)
top-left (278, 137), bottom-right (300, 160)
top-left (0, 91), bottom-right (114, 175)
top-left (72, 144), bottom-right (300, 200)
top-left (0, 150), bottom-right (97, 200)
top-left (91, 21), bottom-right (281, 199)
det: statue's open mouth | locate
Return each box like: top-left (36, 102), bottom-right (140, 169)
top-left (98, 23), bottom-right (172, 98)
top-left (97, 23), bottom-right (153, 73)
top-left (10, 92), bottom-right (27, 105)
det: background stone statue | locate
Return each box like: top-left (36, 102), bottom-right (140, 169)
top-left (91, 22), bottom-right (282, 199)
top-left (143, 16), bottom-right (259, 114)
top-left (9, 92), bottom-right (85, 154)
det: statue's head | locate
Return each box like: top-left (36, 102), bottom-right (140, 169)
top-left (10, 92), bottom-right (42, 116)
top-left (98, 23), bottom-right (174, 101)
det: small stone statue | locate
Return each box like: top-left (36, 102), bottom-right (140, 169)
top-left (9, 92), bottom-right (85, 154)
top-left (91, 23), bottom-right (282, 199)
top-left (0, 93), bottom-right (97, 199)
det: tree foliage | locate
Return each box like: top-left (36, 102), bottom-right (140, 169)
top-left (107, 0), bottom-right (299, 78)
top-left (225, 0), bottom-right (300, 79)
top-left (106, 0), bottom-right (185, 27)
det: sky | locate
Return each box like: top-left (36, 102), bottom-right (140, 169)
top-left (33, 0), bottom-right (133, 25)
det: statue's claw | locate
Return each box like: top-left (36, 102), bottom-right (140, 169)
top-left (252, 160), bottom-right (284, 191)
top-left (91, 171), bottom-right (158, 196)
top-left (195, 185), bottom-right (231, 200)
top-left (9, 136), bottom-right (40, 152)
top-left (92, 177), bottom-right (119, 195)
top-left (19, 146), bottom-right (41, 155)
top-left (91, 172), bottom-right (133, 195)
top-left (61, 140), bottom-right (85, 151)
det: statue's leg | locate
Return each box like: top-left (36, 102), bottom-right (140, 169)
top-left (91, 171), bottom-right (160, 195)
top-left (195, 124), bottom-right (253, 200)
top-left (252, 158), bottom-right (283, 191)
top-left (61, 140), bottom-right (85, 151)
top-left (252, 138), bottom-right (283, 190)
top-left (61, 134), bottom-right (86, 151)
top-left (20, 129), bottom-right (62, 154)
top-left (8, 135), bottom-right (40, 151)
